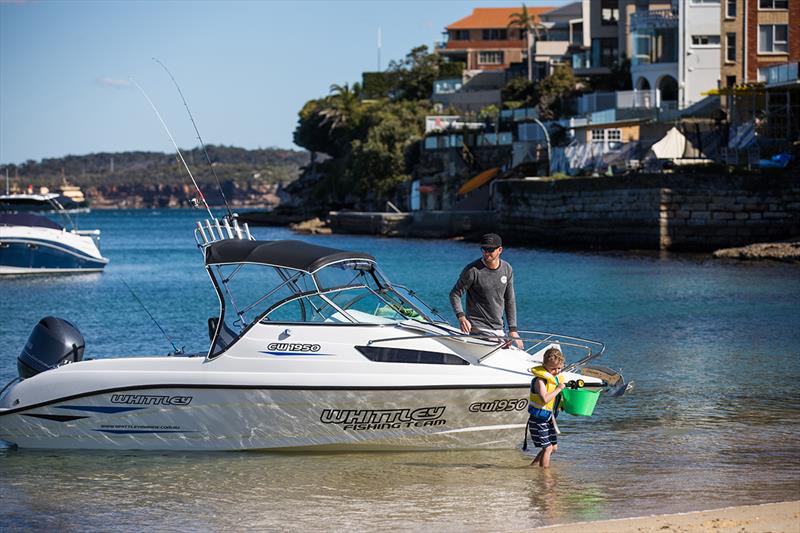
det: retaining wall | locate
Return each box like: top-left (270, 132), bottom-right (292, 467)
top-left (494, 173), bottom-right (800, 251)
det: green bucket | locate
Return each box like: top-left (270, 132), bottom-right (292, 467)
top-left (561, 388), bottom-right (600, 416)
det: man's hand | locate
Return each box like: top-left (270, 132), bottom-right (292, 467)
top-left (458, 316), bottom-right (472, 334)
top-left (510, 330), bottom-right (523, 349)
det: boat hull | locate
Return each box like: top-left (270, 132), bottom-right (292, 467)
top-left (0, 384), bottom-right (531, 451)
top-left (0, 240), bottom-right (107, 273)
top-left (0, 226), bottom-right (108, 274)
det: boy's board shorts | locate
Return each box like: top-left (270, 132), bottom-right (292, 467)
top-left (528, 417), bottom-right (557, 448)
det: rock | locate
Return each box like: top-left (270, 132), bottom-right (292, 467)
top-left (290, 217), bottom-right (332, 235)
top-left (713, 240), bottom-right (800, 262)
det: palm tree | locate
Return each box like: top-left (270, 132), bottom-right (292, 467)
top-left (321, 83), bottom-right (359, 130)
top-left (507, 4), bottom-right (541, 82)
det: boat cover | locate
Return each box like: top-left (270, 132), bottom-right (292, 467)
top-left (204, 239), bottom-right (375, 272)
top-left (0, 213), bottom-right (63, 230)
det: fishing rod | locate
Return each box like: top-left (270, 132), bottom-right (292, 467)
top-left (118, 275), bottom-right (184, 355)
top-left (152, 57), bottom-right (233, 220)
top-left (130, 78), bottom-right (214, 220)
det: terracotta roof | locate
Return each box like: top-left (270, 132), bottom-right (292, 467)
top-left (446, 7), bottom-right (553, 30)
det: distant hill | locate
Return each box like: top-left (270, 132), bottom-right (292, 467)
top-left (4, 146), bottom-right (310, 208)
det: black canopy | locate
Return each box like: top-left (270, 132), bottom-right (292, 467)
top-left (204, 239), bottom-right (375, 272)
top-left (0, 213), bottom-right (63, 230)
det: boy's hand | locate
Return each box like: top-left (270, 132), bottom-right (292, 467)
top-left (556, 383), bottom-right (566, 392)
top-left (458, 316), bottom-right (472, 333)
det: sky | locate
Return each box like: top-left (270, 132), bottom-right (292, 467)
top-left (0, 0), bottom-right (571, 165)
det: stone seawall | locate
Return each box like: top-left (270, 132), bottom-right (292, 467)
top-left (494, 173), bottom-right (800, 251)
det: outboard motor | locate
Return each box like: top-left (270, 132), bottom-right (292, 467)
top-left (17, 317), bottom-right (85, 379)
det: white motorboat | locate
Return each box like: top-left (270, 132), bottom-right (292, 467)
top-left (0, 217), bottom-right (625, 451)
top-left (0, 194), bottom-right (108, 274)
top-left (0, 191), bottom-right (88, 214)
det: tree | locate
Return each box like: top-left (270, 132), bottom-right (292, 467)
top-left (507, 5), bottom-right (541, 82)
top-left (388, 45), bottom-right (443, 101)
top-left (537, 64), bottom-right (579, 120)
top-left (501, 77), bottom-right (539, 106)
top-left (320, 83), bottom-right (360, 130)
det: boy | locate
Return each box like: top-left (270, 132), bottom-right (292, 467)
top-left (528, 347), bottom-right (566, 468)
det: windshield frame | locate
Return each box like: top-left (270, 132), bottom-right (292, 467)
top-left (205, 258), bottom-right (444, 359)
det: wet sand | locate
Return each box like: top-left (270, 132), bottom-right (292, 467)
top-left (519, 501), bottom-right (800, 533)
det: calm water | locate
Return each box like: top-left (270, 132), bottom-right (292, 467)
top-left (1, 209), bottom-right (799, 532)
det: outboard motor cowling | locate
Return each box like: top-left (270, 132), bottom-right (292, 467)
top-left (18, 317), bottom-right (85, 379)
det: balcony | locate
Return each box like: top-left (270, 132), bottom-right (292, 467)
top-left (631, 26), bottom-right (678, 66)
top-left (630, 9), bottom-right (678, 31)
top-left (534, 40), bottom-right (569, 58)
top-left (578, 89), bottom-right (662, 115)
top-left (763, 62), bottom-right (799, 87)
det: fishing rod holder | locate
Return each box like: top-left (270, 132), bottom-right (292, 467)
top-left (194, 216), bottom-right (253, 248)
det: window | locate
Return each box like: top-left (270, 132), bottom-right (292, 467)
top-left (452, 30), bottom-right (469, 40)
top-left (356, 346), bottom-right (469, 365)
top-left (482, 29), bottom-right (507, 40)
top-left (726, 33), bottom-right (737, 62)
top-left (591, 129), bottom-right (622, 150)
top-left (759, 0), bottom-right (788, 8)
top-left (726, 0), bottom-right (737, 17)
top-left (726, 75), bottom-right (737, 87)
top-left (591, 38), bottom-right (618, 68)
top-left (691, 0), bottom-right (720, 4)
top-left (758, 24), bottom-right (788, 53)
top-left (601, 0), bottom-right (619, 25)
top-left (478, 51), bottom-right (503, 64)
top-left (691, 35), bottom-right (721, 46)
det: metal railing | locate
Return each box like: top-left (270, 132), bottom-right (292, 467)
top-left (630, 9), bottom-right (678, 30)
top-left (367, 328), bottom-right (605, 370)
top-left (763, 62), bottom-right (799, 86)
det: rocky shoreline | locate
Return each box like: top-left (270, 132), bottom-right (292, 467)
top-left (713, 240), bottom-right (800, 262)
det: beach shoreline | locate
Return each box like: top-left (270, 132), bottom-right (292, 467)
top-left (517, 501), bottom-right (800, 533)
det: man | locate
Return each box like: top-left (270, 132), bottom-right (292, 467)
top-left (449, 233), bottom-right (523, 348)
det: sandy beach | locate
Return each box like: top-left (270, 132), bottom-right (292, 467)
top-left (518, 501), bottom-right (800, 533)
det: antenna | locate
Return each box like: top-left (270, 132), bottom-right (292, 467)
top-left (118, 276), bottom-right (183, 355)
top-left (153, 58), bottom-right (233, 219)
top-left (377, 27), bottom-right (382, 71)
top-left (130, 78), bottom-right (214, 219)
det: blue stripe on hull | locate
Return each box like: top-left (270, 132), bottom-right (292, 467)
top-left (0, 242), bottom-right (106, 271)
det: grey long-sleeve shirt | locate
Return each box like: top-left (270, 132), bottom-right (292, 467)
top-left (449, 259), bottom-right (518, 333)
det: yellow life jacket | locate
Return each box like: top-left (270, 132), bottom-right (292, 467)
top-left (528, 365), bottom-right (560, 420)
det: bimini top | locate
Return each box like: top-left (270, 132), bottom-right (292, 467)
top-left (204, 239), bottom-right (375, 272)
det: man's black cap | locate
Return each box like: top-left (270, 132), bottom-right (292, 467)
top-left (480, 233), bottom-right (502, 247)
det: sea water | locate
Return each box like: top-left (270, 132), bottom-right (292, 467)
top-left (1, 209), bottom-right (798, 532)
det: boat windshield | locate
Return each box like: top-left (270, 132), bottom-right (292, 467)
top-left (206, 258), bottom-right (440, 355)
top-left (264, 260), bottom-right (436, 324)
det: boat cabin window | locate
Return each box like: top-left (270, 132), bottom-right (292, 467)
top-left (356, 346), bottom-right (469, 365)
